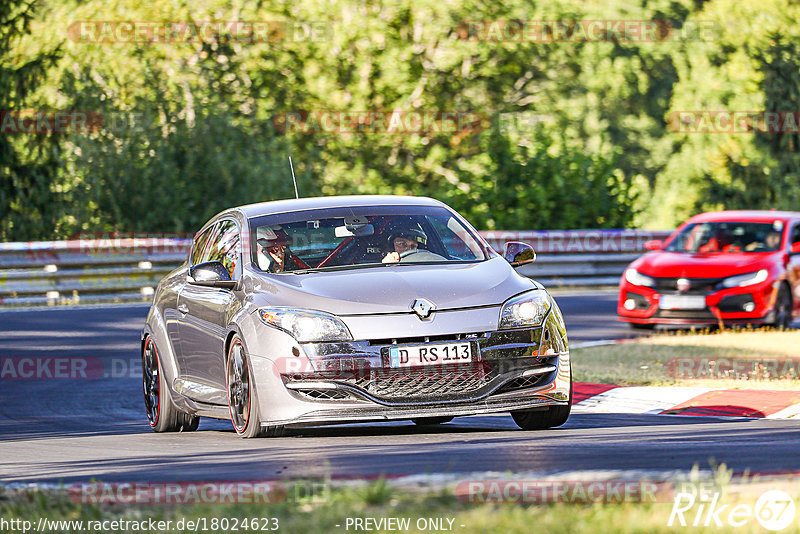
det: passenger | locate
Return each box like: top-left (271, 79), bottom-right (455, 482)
top-left (257, 234), bottom-right (297, 272)
top-left (766, 230), bottom-right (783, 251)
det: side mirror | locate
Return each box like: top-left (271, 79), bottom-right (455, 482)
top-left (791, 242), bottom-right (800, 255)
top-left (504, 242), bottom-right (536, 266)
top-left (189, 261), bottom-right (237, 289)
top-left (643, 240), bottom-right (663, 251)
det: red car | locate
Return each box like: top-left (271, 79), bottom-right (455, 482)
top-left (618, 210), bottom-right (800, 329)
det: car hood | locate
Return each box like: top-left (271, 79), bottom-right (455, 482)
top-left (634, 251), bottom-right (776, 279)
top-left (246, 257), bottom-right (535, 315)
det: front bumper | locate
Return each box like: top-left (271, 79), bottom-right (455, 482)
top-left (617, 277), bottom-right (778, 326)
top-left (248, 305), bottom-right (571, 427)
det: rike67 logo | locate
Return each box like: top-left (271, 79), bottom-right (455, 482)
top-left (669, 487), bottom-right (796, 531)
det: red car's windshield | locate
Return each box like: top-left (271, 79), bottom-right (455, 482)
top-left (665, 221), bottom-right (784, 254)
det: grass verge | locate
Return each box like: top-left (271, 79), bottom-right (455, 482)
top-left (572, 328), bottom-right (800, 388)
top-left (3, 471), bottom-right (800, 534)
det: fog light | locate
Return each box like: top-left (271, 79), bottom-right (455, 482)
top-left (624, 299), bottom-right (636, 310)
top-left (743, 302), bottom-right (756, 312)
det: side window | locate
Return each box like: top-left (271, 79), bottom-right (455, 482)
top-left (191, 225), bottom-right (217, 266)
top-left (791, 224), bottom-right (800, 246)
top-left (204, 220), bottom-right (241, 280)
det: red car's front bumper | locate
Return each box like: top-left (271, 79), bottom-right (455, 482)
top-left (617, 277), bottom-right (779, 326)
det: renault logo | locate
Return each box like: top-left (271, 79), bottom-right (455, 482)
top-left (411, 298), bottom-right (434, 319)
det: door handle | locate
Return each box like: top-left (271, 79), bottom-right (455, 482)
top-left (178, 304), bottom-right (189, 314)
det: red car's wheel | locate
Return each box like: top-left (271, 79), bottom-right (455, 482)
top-left (773, 284), bottom-right (793, 330)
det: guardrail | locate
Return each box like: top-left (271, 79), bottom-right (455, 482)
top-left (0, 230), bottom-right (672, 306)
top-left (482, 229), bottom-right (672, 287)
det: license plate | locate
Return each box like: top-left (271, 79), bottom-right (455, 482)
top-left (659, 295), bottom-right (706, 310)
top-left (388, 342), bottom-right (474, 368)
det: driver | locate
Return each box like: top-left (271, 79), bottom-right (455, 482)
top-left (746, 230), bottom-right (783, 251)
top-left (381, 227), bottom-right (446, 263)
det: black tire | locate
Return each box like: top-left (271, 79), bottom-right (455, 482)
top-left (412, 416), bottom-right (454, 426)
top-left (629, 322), bottom-right (655, 330)
top-left (772, 284), bottom-right (793, 330)
top-left (511, 377), bottom-right (572, 430)
top-left (142, 337), bottom-right (199, 433)
top-left (227, 335), bottom-right (285, 438)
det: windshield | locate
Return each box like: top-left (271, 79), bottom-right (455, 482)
top-left (665, 221), bottom-right (785, 254)
top-left (248, 205), bottom-right (487, 273)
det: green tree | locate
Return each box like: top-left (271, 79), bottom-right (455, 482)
top-left (0, 0), bottom-right (63, 240)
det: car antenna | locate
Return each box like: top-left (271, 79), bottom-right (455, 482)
top-left (289, 156), bottom-right (299, 199)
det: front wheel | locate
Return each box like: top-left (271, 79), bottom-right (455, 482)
top-left (772, 285), bottom-right (793, 330)
top-left (227, 335), bottom-right (284, 438)
top-left (142, 336), bottom-right (199, 433)
top-left (511, 378), bottom-right (572, 430)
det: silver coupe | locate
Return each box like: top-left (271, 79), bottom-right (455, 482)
top-left (142, 196), bottom-right (572, 437)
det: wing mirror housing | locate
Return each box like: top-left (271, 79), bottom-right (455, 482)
top-left (790, 242), bottom-right (800, 256)
top-left (504, 242), bottom-right (536, 266)
top-left (189, 261), bottom-right (238, 289)
top-left (643, 239), bottom-right (663, 251)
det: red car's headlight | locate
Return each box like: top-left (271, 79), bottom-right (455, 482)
top-left (625, 268), bottom-right (656, 288)
top-left (719, 269), bottom-right (769, 289)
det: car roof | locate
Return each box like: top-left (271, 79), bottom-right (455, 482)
top-left (686, 210), bottom-right (800, 224)
top-left (228, 195), bottom-right (447, 219)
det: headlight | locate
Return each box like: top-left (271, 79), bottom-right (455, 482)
top-left (720, 269), bottom-right (769, 288)
top-left (258, 308), bottom-right (353, 343)
top-left (499, 291), bottom-right (551, 329)
top-left (625, 268), bottom-right (655, 288)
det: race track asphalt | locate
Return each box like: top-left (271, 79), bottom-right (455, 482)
top-left (1, 292), bottom-right (798, 484)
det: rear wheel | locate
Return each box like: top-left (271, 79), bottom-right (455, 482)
top-left (142, 337), bottom-right (199, 432)
top-left (772, 284), bottom-right (793, 330)
top-left (412, 416), bottom-right (454, 426)
top-left (227, 335), bottom-right (284, 438)
top-left (511, 377), bottom-right (572, 430)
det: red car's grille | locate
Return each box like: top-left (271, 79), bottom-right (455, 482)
top-left (653, 277), bottom-right (723, 294)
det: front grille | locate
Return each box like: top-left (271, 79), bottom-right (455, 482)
top-left (653, 277), bottom-right (723, 294)
top-left (494, 372), bottom-right (551, 394)
top-left (293, 388), bottom-right (353, 401)
top-left (344, 361), bottom-right (495, 400)
top-left (294, 327), bottom-right (553, 402)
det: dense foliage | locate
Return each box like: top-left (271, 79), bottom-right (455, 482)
top-left (2, 0), bottom-right (799, 239)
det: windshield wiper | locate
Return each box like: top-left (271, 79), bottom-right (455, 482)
top-left (290, 263), bottom-right (386, 274)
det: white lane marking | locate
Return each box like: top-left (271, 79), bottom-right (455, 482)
top-left (576, 386), bottom-right (715, 414)
top-left (767, 403), bottom-right (800, 420)
top-left (0, 302), bottom-right (151, 314)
